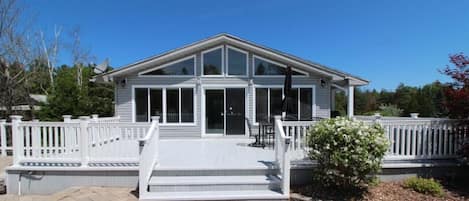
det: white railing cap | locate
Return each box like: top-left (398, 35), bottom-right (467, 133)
top-left (151, 116), bottom-right (160, 121)
top-left (10, 115), bottom-right (22, 120)
top-left (79, 116), bottom-right (91, 120)
top-left (0, 119), bottom-right (6, 123)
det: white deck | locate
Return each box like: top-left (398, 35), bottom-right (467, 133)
top-left (157, 139), bottom-right (278, 170)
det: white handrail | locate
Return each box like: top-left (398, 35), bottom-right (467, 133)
top-left (274, 115), bottom-right (291, 195)
top-left (138, 116), bottom-right (160, 197)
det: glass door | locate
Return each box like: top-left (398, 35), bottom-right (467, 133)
top-left (226, 88), bottom-right (245, 135)
top-left (205, 89), bottom-right (224, 134)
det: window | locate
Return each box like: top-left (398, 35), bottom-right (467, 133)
top-left (150, 89), bottom-right (163, 122)
top-left (255, 88), bottom-right (268, 122)
top-left (203, 47), bottom-right (223, 75)
top-left (134, 87), bottom-right (195, 123)
top-left (227, 47), bottom-right (247, 76)
top-left (181, 88), bottom-right (194, 122)
top-left (166, 89), bottom-right (179, 123)
top-left (135, 88), bottom-right (148, 122)
top-left (140, 56), bottom-right (195, 76)
top-left (255, 87), bottom-right (314, 122)
top-left (300, 88), bottom-right (312, 120)
top-left (253, 56), bottom-right (306, 76)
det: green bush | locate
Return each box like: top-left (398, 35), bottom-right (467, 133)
top-left (403, 177), bottom-right (444, 197)
top-left (307, 117), bottom-right (389, 189)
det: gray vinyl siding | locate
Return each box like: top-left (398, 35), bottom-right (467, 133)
top-left (115, 42), bottom-right (331, 138)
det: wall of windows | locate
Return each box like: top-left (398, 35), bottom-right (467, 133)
top-left (140, 56), bottom-right (195, 76)
top-left (202, 45), bottom-right (248, 77)
top-left (255, 87), bottom-right (314, 122)
top-left (134, 87), bottom-right (195, 123)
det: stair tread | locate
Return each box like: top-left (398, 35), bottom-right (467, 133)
top-left (140, 190), bottom-right (288, 200)
top-left (149, 175), bottom-right (280, 185)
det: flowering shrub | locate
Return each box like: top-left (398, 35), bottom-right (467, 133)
top-left (307, 117), bottom-right (389, 188)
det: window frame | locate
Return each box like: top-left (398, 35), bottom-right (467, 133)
top-left (138, 55), bottom-right (196, 77)
top-left (201, 45), bottom-right (225, 77)
top-left (252, 55), bottom-right (308, 77)
top-left (253, 85), bottom-right (316, 124)
top-left (132, 85), bottom-right (197, 126)
top-left (225, 45), bottom-right (249, 77)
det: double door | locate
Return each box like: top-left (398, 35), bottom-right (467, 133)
top-left (205, 88), bottom-right (245, 135)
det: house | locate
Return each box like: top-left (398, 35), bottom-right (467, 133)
top-left (95, 33), bottom-right (368, 137)
top-left (3, 34), bottom-right (464, 201)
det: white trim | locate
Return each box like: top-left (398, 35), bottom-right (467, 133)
top-left (138, 55), bottom-right (196, 77)
top-left (131, 85), bottom-right (197, 126)
top-left (253, 85), bottom-right (317, 124)
top-left (252, 55), bottom-right (308, 77)
top-left (201, 45), bottom-right (225, 77)
top-left (226, 45), bottom-right (249, 77)
top-left (104, 35), bottom-right (368, 84)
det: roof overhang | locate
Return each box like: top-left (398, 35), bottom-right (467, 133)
top-left (94, 34), bottom-right (369, 86)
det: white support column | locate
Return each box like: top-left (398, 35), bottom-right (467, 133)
top-left (79, 116), bottom-right (90, 167)
top-left (10, 115), bottom-right (23, 165)
top-left (347, 85), bottom-right (354, 118)
top-left (331, 89), bottom-right (336, 111)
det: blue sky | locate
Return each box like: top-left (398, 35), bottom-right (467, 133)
top-left (25, 0), bottom-right (469, 90)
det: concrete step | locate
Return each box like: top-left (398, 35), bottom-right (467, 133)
top-left (148, 175), bottom-right (281, 192)
top-left (140, 190), bottom-right (288, 201)
top-left (152, 167), bottom-right (279, 177)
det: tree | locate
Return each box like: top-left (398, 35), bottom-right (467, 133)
top-left (0, 0), bottom-right (35, 119)
top-left (37, 65), bottom-right (114, 121)
top-left (440, 53), bottom-right (469, 119)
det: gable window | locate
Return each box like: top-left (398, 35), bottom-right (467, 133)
top-left (202, 47), bottom-right (223, 76)
top-left (134, 87), bottom-right (195, 124)
top-left (253, 56), bottom-right (307, 76)
top-left (255, 87), bottom-right (314, 122)
top-left (140, 56), bottom-right (195, 76)
top-left (227, 46), bottom-right (248, 76)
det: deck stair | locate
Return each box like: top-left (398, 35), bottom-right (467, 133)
top-left (141, 167), bottom-right (288, 201)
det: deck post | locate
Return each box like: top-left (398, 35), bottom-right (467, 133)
top-left (91, 114), bottom-right (99, 122)
top-left (62, 115), bottom-right (72, 122)
top-left (79, 116), bottom-right (90, 167)
top-left (347, 84), bottom-right (354, 118)
top-left (10, 115), bottom-right (23, 165)
top-left (0, 119), bottom-right (6, 156)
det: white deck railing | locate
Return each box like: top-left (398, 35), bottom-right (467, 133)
top-left (274, 116), bottom-right (291, 196)
top-left (0, 120), bottom-right (13, 156)
top-left (88, 122), bottom-right (149, 164)
top-left (139, 116), bottom-right (160, 197)
top-left (374, 119), bottom-right (468, 160)
top-left (6, 115), bottom-right (151, 167)
top-left (280, 117), bottom-right (469, 161)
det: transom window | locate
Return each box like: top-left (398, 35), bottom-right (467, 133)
top-left (135, 87), bottom-right (195, 123)
top-left (253, 56), bottom-right (307, 76)
top-left (202, 47), bottom-right (223, 75)
top-left (140, 56), bottom-right (195, 76)
top-left (227, 46), bottom-right (248, 76)
top-left (255, 87), bottom-right (313, 123)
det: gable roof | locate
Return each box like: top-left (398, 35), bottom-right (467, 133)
top-left (95, 33), bottom-right (368, 86)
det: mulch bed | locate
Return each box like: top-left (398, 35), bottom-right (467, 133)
top-left (291, 178), bottom-right (469, 201)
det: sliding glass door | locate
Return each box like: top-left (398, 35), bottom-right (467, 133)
top-left (205, 88), bottom-right (245, 136)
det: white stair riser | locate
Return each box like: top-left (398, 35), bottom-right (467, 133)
top-left (152, 169), bottom-right (279, 177)
top-left (149, 183), bottom-right (281, 192)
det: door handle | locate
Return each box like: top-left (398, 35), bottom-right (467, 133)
top-left (220, 112), bottom-right (224, 116)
